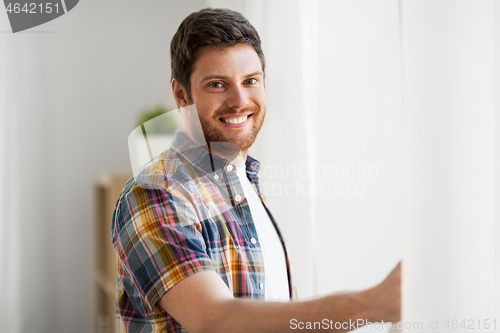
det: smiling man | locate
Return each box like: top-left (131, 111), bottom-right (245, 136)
top-left (112, 8), bottom-right (401, 333)
top-left (174, 42), bottom-right (266, 165)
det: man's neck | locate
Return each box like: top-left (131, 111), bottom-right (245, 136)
top-left (180, 129), bottom-right (247, 167)
top-left (207, 143), bottom-right (247, 167)
top-left (231, 150), bottom-right (248, 167)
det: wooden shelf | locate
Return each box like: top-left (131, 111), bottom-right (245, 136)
top-left (93, 173), bottom-right (131, 333)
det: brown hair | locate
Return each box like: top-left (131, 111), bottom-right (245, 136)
top-left (170, 8), bottom-right (265, 100)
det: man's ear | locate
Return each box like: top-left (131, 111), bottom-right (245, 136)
top-left (172, 79), bottom-right (190, 107)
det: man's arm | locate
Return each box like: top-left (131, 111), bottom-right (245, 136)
top-left (159, 262), bottom-right (401, 333)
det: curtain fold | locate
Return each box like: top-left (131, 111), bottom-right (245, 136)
top-left (0, 19), bottom-right (56, 333)
top-left (0, 13), bottom-right (21, 333)
top-left (402, 0), bottom-right (497, 328)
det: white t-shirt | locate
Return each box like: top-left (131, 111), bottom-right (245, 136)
top-left (236, 166), bottom-right (290, 301)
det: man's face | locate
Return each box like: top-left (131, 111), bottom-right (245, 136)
top-left (187, 44), bottom-right (266, 151)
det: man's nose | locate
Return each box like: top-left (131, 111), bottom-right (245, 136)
top-left (226, 86), bottom-right (249, 109)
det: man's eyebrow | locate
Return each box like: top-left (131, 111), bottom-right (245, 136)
top-left (200, 71), bottom-right (264, 82)
top-left (244, 71), bottom-right (264, 78)
top-left (200, 74), bottom-right (227, 82)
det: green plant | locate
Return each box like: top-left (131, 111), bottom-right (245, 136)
top-left (137, 105), bottom-right (180, 135)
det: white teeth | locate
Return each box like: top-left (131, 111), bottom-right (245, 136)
top-left (222, 115), bottom-right (248, 124)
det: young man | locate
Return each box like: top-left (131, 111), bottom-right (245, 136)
top-left (112, 8), bottom-right (401, 333)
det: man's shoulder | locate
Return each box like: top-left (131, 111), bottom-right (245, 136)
top-left (121, 147), bottom-right (199, 197)
top-left (112, 147), bottom-right (202, 231)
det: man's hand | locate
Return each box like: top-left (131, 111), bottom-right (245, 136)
top-left (158, 263), bottom-right (402, 332)
top-left (361, 261), bottom-right (402, 323)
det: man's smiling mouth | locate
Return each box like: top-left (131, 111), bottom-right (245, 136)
top-left (219, 114), bottom-right (252, 124)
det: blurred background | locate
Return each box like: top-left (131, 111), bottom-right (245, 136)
top-left (0, 0), bottom-right (499, 332)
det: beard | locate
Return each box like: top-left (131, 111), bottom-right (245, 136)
top-left (198, 104), bottom-right (265, 152)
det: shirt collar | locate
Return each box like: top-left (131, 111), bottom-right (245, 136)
top-left (170, 131), bottom-right (261, 179)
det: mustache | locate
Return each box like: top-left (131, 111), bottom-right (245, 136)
top-left (214, 104), bottom-right (260, 118)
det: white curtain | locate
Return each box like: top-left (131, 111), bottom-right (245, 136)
top-left (251, 0), bottom-right (405, 306)
top-left (0, 16), bottom-right (57, 333)
top-left (402, 0), bottom-right (498, 329)
top-left (0, 11), bottom-right (21, 333)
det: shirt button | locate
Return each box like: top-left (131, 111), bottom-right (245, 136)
top-left (235, 194), bottom-right (242, 202)
top-left (259, 283), bottom-right (264, 289)
top-left (250, 237), bottom-right (257, 245)
top-left (226, 164), bottom-right (233, 171)
top-left (213, 174), bottom-right (219, 181)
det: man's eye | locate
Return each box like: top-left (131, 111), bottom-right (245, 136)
top-left (209, 82), bottom-right (223, 88)
top-left (245, 78), bottom-right (257, 85)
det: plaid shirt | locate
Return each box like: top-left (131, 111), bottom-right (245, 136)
top-left (112, 131), bottom-right (295, 332)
